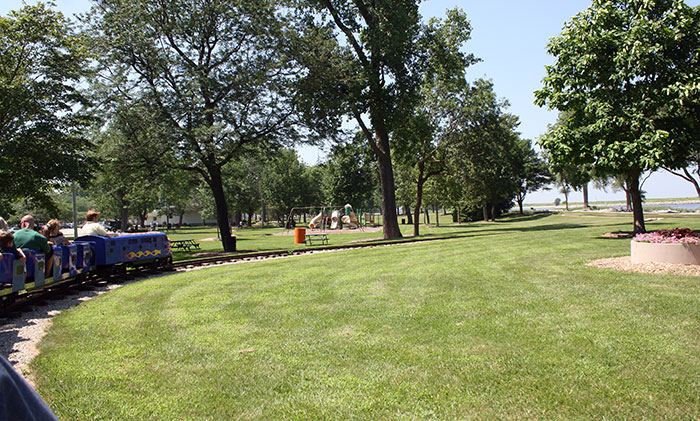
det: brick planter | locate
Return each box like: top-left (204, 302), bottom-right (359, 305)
top-left (631, 240), bottom-right (700, 265)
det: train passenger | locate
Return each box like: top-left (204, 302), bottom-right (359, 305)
top-left (82, 210), bottom-right (118, 237)
top-left (46, 219), bottom-right (69, 246)
top-left (13, 215), bottom-right (53, 276)
top-left (0, 231), bottom-right (26, 263)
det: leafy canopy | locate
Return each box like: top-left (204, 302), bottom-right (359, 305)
top-left (0, 3), bottom-right (93, 213)
top-left (534, 0), bottom-right (700, 175)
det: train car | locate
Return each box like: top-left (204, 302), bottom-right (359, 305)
top-left (75, 232), bottom-right (171, 272)
top-left (1, 232), bottom-right (171, 305)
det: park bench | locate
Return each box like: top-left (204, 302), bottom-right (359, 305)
top-left (170, 239), bottom-right (200, 251)
top-left (305, 233), bottom-right (328, 246)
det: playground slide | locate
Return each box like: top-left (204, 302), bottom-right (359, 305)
top-left (341, 204), bottom-right (359, 229)
top-left (309, 212), bottom-right (323, 229)
top-left (341, 212), bottom-right (359, 229)
top-left (331, 210), bottom-right (339, 229)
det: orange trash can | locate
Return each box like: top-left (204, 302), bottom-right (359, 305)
top-left (294, 227), bottom-right (306, 244)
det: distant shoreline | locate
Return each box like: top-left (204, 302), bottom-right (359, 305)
top-left (524, 198), bottom-right (700, 208)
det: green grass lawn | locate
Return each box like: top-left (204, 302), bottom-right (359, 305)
top-left (33, 214), bottom-right (700, 419)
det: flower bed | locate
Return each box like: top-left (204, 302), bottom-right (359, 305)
top-left (631, 228), bottom-right (700, 265)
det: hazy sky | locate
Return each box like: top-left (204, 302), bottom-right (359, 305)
top-left (3, 0), bottom-right (699, 203)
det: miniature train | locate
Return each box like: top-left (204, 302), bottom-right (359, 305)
top-left (0, 232), bottom-right (171, 301)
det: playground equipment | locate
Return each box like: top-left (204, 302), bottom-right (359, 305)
top-left (285, 205), bottom-right (375, 235)
top-left (330, 210), bottom-right (340, 229)
top-left (309, 211), bottom-right (323, 229)
top-left (341, 204), bottom-right (359, 229)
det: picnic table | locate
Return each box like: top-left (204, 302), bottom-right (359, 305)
top-left (169, 239), bottom-right (200, 251)
top-left (305, 233), bottom-right (328, 246)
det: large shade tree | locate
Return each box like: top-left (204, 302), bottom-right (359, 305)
top-left (535, 0), bottom-right (700, 233)
top-left (88, 0), bottom-right (326, 250)
top-left (300, 0), bottom-right (431, 239)
top-left (446, 79), bottom-right (521, 222)
top-left (392, 9), bottom-right (478, 237)
top-left (0, 3), bottom-right (93, 215)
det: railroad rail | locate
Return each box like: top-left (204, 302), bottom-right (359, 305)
top-left (2, 234), bottom-right (463, 316)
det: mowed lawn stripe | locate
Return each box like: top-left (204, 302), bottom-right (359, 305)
top-left (33, 215), bottom-right (700, 419)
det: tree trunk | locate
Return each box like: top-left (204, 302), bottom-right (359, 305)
top-left (405, 203), bottom-right (413, 225)
top-left (261, 203), bottom-right (267, 225)
top-left (491, 205), bottom-right (496, 222)
top-left (119, 206), bottom-right (129, 232)
top-left (178, 212), bottom-right (184, 226)
top-left (664, 167), bottom-right (700, 200)
top-left (247, 208), bottom-right (253, 227)
top-left (582, 183), bottom-right (590, 210)
top-left (564, 191), bottom-right (569, 211)
top-left (373, 124), bottom-right (402, 239)
top-left (628, 169), bottom-right (646, 234)
top-left (207, 165), bottom-right (235, 251)
top-left (434, 205), bottom-right (439, 227)
top-left (516, 192), bottom-right (525, 214)
top-left (483, 203), bottom-right (489, 222)
top-left (413, 173), bottom-right (425, 237)
top-left (425, 208), bottom-right (430, 224)
top-left (457, 206), bottom-right (461, 224)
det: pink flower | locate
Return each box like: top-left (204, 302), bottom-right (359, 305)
top-left (634, 228), bottom-right (700, 245)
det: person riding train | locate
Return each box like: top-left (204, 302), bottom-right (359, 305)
top-left (12, 215), bottom-right (53, 276)
top-left (81, 210), bottom-right (118, 238)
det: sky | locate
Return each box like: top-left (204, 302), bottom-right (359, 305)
top-left (3, 0), bottom-right (699, 204)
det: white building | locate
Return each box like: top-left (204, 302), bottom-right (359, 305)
top-left (146, 210), bottom-right (217, 226)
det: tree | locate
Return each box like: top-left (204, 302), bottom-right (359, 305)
top-left (260, 149), bottom-right (311, 223)
top-left (664, 159), bottom-right (700, 200)
top-left (300, 0), bottom-right (430, 239)
top-left (513, 138), bottom-right (551, 214)
top-left (322, 137), bottom-right (378, 210)
top-left (446, 79), bottom-right (521, 222)
top-left (89, 0), bottom-right (322, 250)
top-left (535, 0), bottom-right (700, 233)
top-left (392, 9), bottom-right (478, 236)
top-left (0, 3), bottom-right (93, 215)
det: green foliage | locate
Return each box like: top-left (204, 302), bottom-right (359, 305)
top-left (321, 137), bottom-right (378, 209)
top-left (535, 0), bottom-right (700, 175)
top-left (534, 0), bottom-right (700, 232)
top-left (299, 0), bottom-right (439, 238)
top-left (445, 79), bottom-right (522, 220)
top-left (513, 138), bottom-right (551, 213)
top-left (87, 102), bottom-right (197, 227)
top-left (0, 3), bottom-right (94, 214)
top-left (88, 0), bottom-right (323, 246)
top-left (260, 149), bottom-right (313, 220)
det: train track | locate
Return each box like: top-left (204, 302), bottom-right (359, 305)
top-left (171, 234), bottom-right (466, 269)
top-left (2, 234), bottom-right (463, 316)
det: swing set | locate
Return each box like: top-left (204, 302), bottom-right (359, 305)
top-left (284, 205), bottom-right (376, 233)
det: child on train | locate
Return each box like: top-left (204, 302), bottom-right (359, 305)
top-left (0, 231), bottom-right (26, 263)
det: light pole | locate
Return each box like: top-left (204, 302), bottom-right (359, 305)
top-left (72, 183), bottom-right (78, 239)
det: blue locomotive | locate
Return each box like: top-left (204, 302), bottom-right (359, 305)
top-left (0, 232), bottom-right (171, 297)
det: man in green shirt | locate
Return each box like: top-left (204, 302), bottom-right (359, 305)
top-left (13, 215), bottom-right (53, 276)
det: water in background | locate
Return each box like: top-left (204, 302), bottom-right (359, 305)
top-left (661, 203), bottom-right (700, 210)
